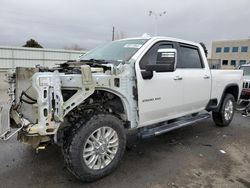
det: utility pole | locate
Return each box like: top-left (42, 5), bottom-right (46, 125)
top-left (148, 11), bottom-right (167, 36)
top-left (112, 26), bottom-right (115, 41)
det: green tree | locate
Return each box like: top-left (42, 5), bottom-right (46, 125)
top-left (199, 42), bottom-right (208, 57)
top-left (23, 39), bottom-right (43, 48)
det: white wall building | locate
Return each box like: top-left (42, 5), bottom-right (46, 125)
top-left (0, 46), bottom-right (86, 68)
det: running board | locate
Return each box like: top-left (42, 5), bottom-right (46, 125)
top-left (140, 113), bottom-right (210, 138)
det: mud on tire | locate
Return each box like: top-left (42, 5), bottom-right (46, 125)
top-left (63, 114), bottom-right (126, 182)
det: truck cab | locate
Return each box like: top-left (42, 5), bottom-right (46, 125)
top-left (134, 38), bottom-right (212, 126)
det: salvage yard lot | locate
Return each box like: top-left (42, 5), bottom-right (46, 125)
top-left (0, 113), bottom-right (250, 188)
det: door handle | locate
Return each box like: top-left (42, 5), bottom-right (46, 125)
top-left (173, 76), bottom-right (183, 80)
top-left (203, 75), bottom-right (210, 79)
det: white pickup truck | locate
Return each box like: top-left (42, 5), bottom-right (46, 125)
top-left (0, 36), bottom-right (243, 181)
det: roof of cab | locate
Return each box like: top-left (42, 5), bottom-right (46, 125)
top-left (118, 36), bottom-right (199, 47)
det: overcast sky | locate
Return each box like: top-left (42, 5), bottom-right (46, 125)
top-left (0, 0), bottom-right (250, 51)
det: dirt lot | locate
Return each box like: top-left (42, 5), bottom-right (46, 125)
top-left (0, 113), bottom-right (250, 188)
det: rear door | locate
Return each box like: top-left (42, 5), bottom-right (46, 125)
top-left (177, 43), bottom-right (211, 113)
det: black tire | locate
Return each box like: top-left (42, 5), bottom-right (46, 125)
top-left (212, 94), bottom-right (235, 127)
top-left (63, 114), bottom-right (126, 182)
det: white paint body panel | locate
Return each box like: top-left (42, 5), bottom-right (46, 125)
top-left (136, 69), bottom-right (184, 126)
top-left (210, 70), bottom-right (243, 102)
top-left (181, 69), bottom-right (211, 113)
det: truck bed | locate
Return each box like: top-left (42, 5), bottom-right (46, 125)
top-left (211, 69), bottom-right (243, 103)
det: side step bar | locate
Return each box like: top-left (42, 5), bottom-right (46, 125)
top-left (140, 113), bottom-right (210, 138)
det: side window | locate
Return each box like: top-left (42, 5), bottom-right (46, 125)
top-left (140, 43), bottom-right (173, 69)
top-left (179, 45), bottom-right (203, 68)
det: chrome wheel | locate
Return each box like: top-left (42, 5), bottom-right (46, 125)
top-left (83, 126), bottom-right (119, 170)
top-left (224, 99), bottom-right (233, 121)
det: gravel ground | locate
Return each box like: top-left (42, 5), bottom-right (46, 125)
top-left (0, 113), bottom-right (250, 188)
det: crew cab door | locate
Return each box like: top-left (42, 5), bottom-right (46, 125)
top-left (135, 41), bottom-right (184, 127)
top-left (177, 43), bottom-right (211, 113)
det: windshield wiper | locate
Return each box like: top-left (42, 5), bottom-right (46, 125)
top-left (80, 59), bottom-right (108, 64)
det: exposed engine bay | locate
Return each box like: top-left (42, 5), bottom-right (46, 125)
top-left (0, 61), bottom-right (137, 148)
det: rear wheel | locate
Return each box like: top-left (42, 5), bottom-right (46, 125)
top-left (63, 114), bottom-right (126, 182)
top-left (212, 94), bottom-right (235, 127)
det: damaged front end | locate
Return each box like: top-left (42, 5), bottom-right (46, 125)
top-left (1, 60), bottom-right (137, 149)
top-left (0, 64), bottom-right (95, 148)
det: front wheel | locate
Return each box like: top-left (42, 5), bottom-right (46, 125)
top-left (63, 114), bottom-right (126, 182)
top-left (212, 94), bottom-right (235, 127)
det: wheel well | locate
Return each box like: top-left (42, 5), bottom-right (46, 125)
top-left (224, 85), bottom-right (239, 101)
top-left (217, 84), bottom-right (239, 112)
top-left (207, 84), bottom-right (239, 112)
top-left (56, 90), bottom-right (129, 146)
top-left (64, 90), bottom-right (128, 127)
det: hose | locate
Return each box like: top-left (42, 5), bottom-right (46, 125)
top-left (20, 91), bottom-right (37, 104)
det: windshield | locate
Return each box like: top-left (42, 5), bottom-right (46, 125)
top-left (240, 66), bottom-right (250, 76)
top-left (80, 39), bottom-right (148, 63)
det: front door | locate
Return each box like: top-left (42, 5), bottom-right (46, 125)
top-left (135, 41), bottom-right (184, 127)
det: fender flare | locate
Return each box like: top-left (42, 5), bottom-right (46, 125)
top-left (207, 83), bottom-right (239, 112)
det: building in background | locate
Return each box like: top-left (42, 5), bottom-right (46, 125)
top-left (210, 39), bottom-right (250, 69)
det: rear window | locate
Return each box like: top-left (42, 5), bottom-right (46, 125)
top-left (179, 45), bottom-right (203, 68)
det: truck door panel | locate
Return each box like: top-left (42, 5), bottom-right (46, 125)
top-left (136, 41), bottom-right (184, 127)
top-left (178, 44), bottom-right (211, 113)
